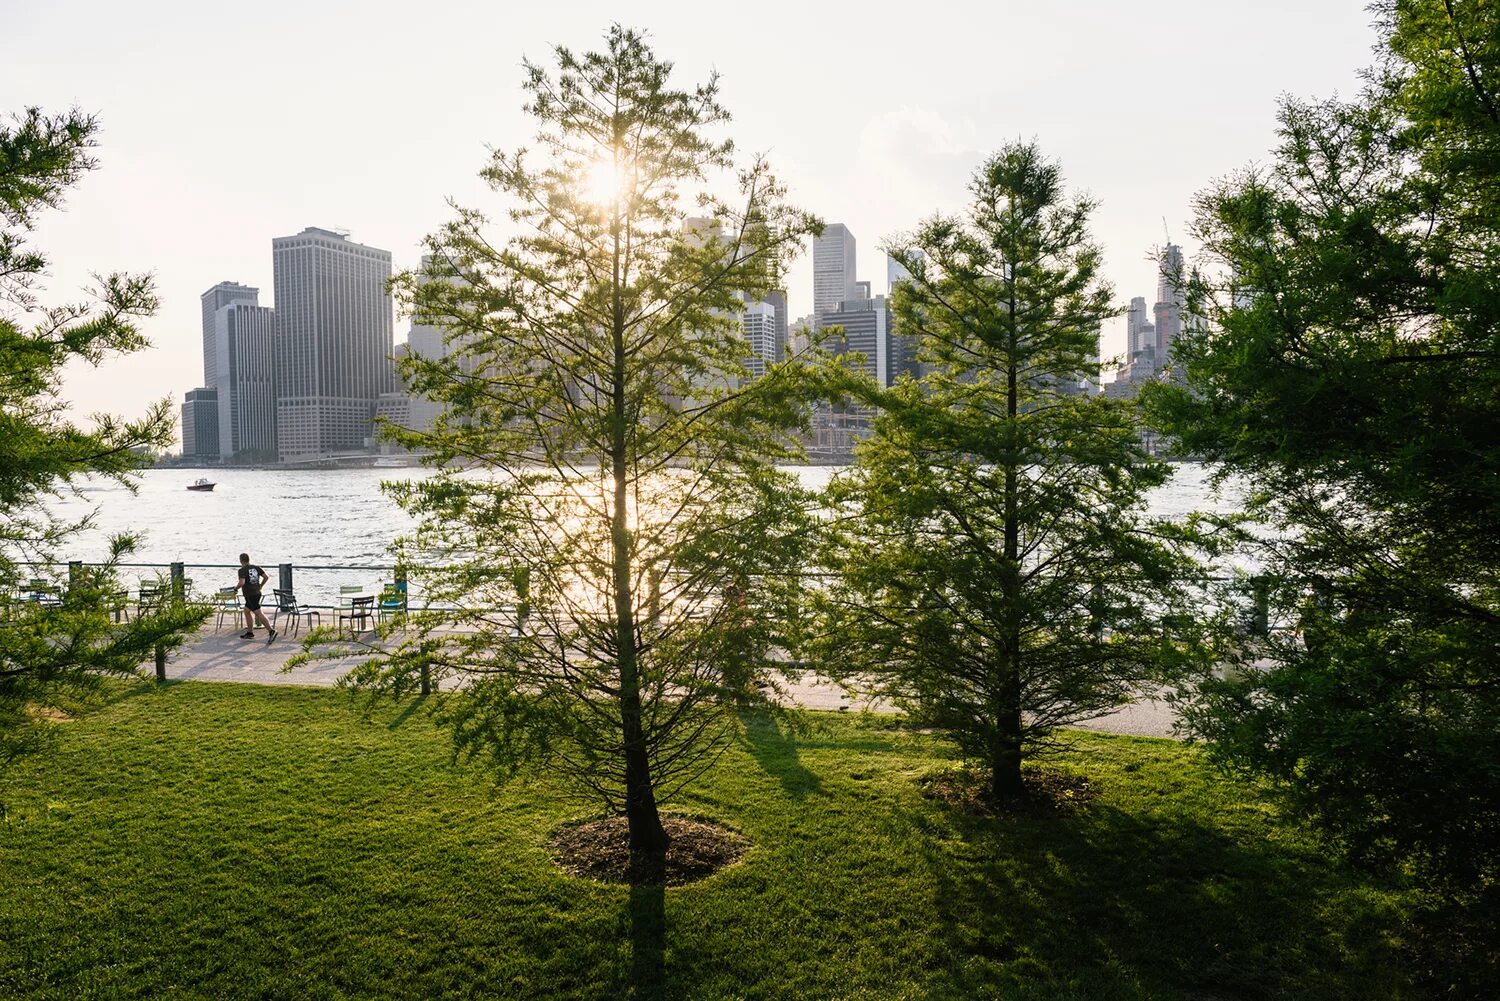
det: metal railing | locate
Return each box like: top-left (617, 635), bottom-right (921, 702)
top-left (7, 558), bottom-right (1280, 636)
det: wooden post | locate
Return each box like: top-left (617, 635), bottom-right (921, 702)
top-left (513, 565), bottom-right (531, 636)
top-left (1251, 576), bottom-right (1270, 638)
top-left (170, 562), bottom-right (186, 605)
top-left (1088, 582), bottom-right (1105, 641)
top-left (278, 563), bottom-right (294, 597)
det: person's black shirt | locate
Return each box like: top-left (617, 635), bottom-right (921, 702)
top-left (238, 564), bottom-right (264, 600)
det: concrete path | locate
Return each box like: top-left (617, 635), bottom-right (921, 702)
top-left (162, 624), bottom-right (1180, 739)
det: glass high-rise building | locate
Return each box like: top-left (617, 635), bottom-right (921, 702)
top-left (272, 227), bottom-right (393, 461)
top-left (813, 224), bottom-right (857, 317)
top-left (740, 300), bottom-right (778, 384)
top-left (181, 388), bottom-right (219, 459)
top-left (200, 281), bottom-right (259, 389)
top-left (1153, 243), bottom-right (1185, 359)
top-left (819, 294), bottom-right (894, 387)
top-left (213, 302), bottom-right (277, 460)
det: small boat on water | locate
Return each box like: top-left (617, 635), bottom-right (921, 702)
top-left (186, 478), bottom-right (216, 492)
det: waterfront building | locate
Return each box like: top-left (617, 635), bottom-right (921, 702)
top-left (740, 300), bottom-right (778, 384)
top-left (272, 227), bottom-right (393, 462)
top-left (812, 224), bottom-right (857, 317)
top-left (760, 289), bottom-right (789, 363)
top-left (788, 314), bottom-right (817, 357)
top-left (199, 281), bottom-right (259, 389)
top-left (1126, 296), bottom-right (1151, 360)
top-left (213, 302), bottom-right (278, 461)
top-left (181, 388), bottom-right (220, 459)
top-left (886, 252), bottom-right (913, 293)
top-left (819, 293), bottom-right (905, 387)
top-left (1153, 243), bottom-right (1185, 361)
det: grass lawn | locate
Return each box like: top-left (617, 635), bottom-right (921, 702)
top-left (0, 681), bottom-right (1416, 1000)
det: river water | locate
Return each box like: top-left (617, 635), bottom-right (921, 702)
top-left (48, 463), bottom-right (1239, 570)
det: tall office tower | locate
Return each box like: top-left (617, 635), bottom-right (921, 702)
top-left (812, 223), bottom-right (857, 317)
top-left (819, 294), bottom-right (894, 387)
top-left (1126, 296), bottom-right (1150, 357)
top-left (788, 314), bottom-right (817, 357)
top-left (740, 300), bottom-right (778, 384)
top-left (272, 227), bottom-right (393, 461)
top-left (1153, 243), bottom-right (1185, 359)
top-left (212, 302), bottom-right (277, 460)
top-left (887, 253), bottom-right (913, 292)
top-left (181, 388), bottom-right (220, 459)
top-left (200, 282), bottom-right (259, 388)
top-left (760, 289), bottom-right (789, 362)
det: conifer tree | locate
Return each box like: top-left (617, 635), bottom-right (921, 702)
top-left (342, 28), bottom-right (822, 882)
top-left (816, 143), bottom-right (1209, 800)
top-left (1143, 4), bottom-right (1498, 977)
top-left (1, 108), bottom-right (207, 764)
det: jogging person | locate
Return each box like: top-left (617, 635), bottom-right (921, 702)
top-left (236, 553), bottom-right (276, 643)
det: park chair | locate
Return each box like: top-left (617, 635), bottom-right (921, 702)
top-left (336, 594), bottom-right (375, 637)
top-left (377, 583), bottom-right (406, 625)
top-left (271, 589), bottom-right (321, 637)
top-left (136, 584), bottom-right (166, 617)
top-left (26, 579), bottom-right (62, 609)
top-left (213, 586), bottom-right (241, 630)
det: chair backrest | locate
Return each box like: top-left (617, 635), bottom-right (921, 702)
top-left (273, 589), bottom-right (299, 612)
top-left (339, 585), bottom-right (362, 595)
top-left (353, 595), bottom-right (375, 609)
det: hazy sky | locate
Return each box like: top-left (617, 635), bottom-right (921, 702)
top-left (4, 0), bottom-right (1376, 431)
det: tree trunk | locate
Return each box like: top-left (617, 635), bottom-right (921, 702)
top-left (991, 730), bottom-right (1025, 800)
top-left (609, 196), bottom-right (669, 884)
top-left (993, 334), bottom-right (1026, 802)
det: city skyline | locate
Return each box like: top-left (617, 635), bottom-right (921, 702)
top-left (6, 0), bottom-right (1376, 428)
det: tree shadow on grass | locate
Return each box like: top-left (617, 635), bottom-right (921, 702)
top-left (628, 882), bottom-right (667, 1000)
top-left (903, 800), bottom-right (1408, 1000)
top-left (737, 710), bottom-right (826, 800)
top-left (386, 694), bottom-right (429, 731)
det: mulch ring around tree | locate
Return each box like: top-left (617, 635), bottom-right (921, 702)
top-left (920, 765), bottom-right (1099, 816)
top-left (549, 815), bottom-right (749, 886)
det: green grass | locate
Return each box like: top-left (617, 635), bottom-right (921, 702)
top-left (0, 682), bottom-right (1417, 1000)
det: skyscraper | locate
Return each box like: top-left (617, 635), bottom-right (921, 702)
top-left (272, 227), bottom-right (393, 461)
top-left (200, 281), bottom-right (259, 388)
top-left (887, 251), bottom-right (920, 293)
top-left (740, 301), bottom-right (778, 384)
top-left (819, 294), bottom-right (894, 387)
top-left (1126, 296), bottom-right (1150, 358)
top-left (181, 388), bottom-right (219, 459)
top-left (812, 224), bottom-right (857, 317)
top-left (760, 289), bottom-right (789, 363)
top-left (213, 302), bottom-right (277, 460)
top-left (1153, 243), bottom-right (1185, 360)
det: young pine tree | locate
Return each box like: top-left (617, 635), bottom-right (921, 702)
top-left (817, 143), bottom-right (1209, 801)
top-left (1143, 4), bottom-right (1499, 981)
top-left (1, 108), bottom-right (208, 764)
top-left (344, 28), bottom-right (823, 883)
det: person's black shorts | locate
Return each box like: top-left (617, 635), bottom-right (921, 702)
top-left (244, 592), bottom-right (262, 611)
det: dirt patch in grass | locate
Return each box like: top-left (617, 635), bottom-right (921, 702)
top-left (921, 765), bottom-right (1099, 816)
top-left (27, 705), bottom-right (73, 724)
top-left (549, 816), bottom-right (748, 886)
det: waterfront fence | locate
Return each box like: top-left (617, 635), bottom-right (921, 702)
top-left (7, 558), bottom-right (1283, 638)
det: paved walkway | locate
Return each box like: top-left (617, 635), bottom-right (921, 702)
top-left (163, 624), bottom-right (1181, 739)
